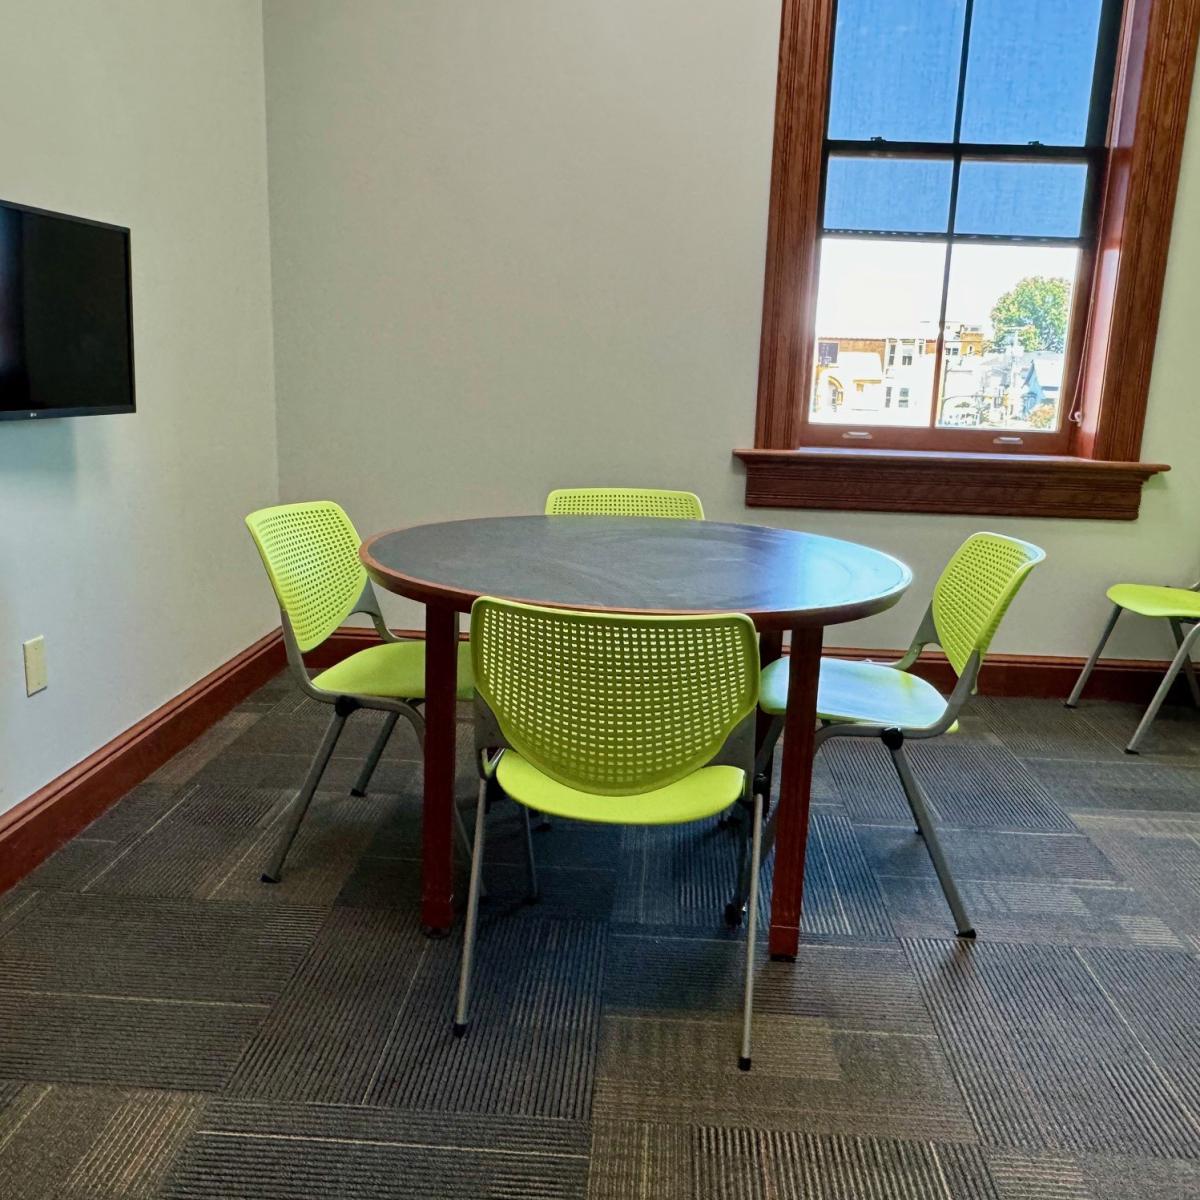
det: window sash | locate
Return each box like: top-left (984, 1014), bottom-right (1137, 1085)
top-left (798, 0), bottom-right (1120, 454)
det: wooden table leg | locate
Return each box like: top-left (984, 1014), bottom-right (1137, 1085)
top-left (767, 626), bottom-right (822, 960)
top-left (421, 602), bottom-right (459, 936)
top-left (756, 630), bottom-right (784, 809)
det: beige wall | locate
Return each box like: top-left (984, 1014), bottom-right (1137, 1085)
top-left (0, 1), bottom-right (278, 812)
top-left (263, 0), bottom-right (1200, 658)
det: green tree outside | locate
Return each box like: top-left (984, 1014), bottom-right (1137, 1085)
top-left (989, 276), bottom-right (1071, 353)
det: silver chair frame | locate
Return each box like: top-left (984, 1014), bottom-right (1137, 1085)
top-left (455, 701), bottom-right (766, 1070)
top-left (729, 606), bottom-right (981, 939)
top-left (1065, 580), bottom-right (1200, 754)
top-left (262, 581), bottom-right (472, 883)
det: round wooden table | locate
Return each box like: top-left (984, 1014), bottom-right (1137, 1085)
top-left (361, 516), bottom-right (911, 957)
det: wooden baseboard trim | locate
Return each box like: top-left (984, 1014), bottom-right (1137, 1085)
top-left (313, 625), bottom-right (1181, 705)
top-left (0, 629), bottom-right (285, 895)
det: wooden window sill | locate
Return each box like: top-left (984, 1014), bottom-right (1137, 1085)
top-left (734, 447), bottom-right (1169, 520)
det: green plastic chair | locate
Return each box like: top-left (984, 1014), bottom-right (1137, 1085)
top-left (1066, 579), bottom-right (1200, 752)
top-left (545, 487), bottom-right (705, 519)
top-left (456, 598), bottom-right (763, 1068)
top-left (736, 532), bottom-right (1045, 939)
top-left (245, 501), bottom-right (473, 883)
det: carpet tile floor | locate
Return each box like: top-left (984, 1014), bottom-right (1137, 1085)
top-left (3, 674), bottom-right (1200, 1197)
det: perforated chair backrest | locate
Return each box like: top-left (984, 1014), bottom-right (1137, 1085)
top-left (471, 598), bottom-right (758, 796)
top-left (245, 501), bottom-right (368, 652)
top-left (545, 487), bottom-right (704, 520)
top-left (931, 532), bottom-right (1046, 676)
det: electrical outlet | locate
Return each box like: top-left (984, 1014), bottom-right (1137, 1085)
top-left (23, 637), bottom-right (47, 696)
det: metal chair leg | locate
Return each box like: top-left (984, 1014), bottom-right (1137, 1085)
top-left (1066, 603), bottom-right (1122, 708)
top-left (884, 733), bottom-right (974, 938)
top-left (453, 779), bottom-right (489, 1036)
top-left (350, 711), bottom-right (401, 797)
top-left (725, 804), bottom-right (753, 927)
top-left (1169, 619), bottom-right (1200, 708)
top-left (1126, 622), bottom-right (1200, 754)
top-left (262, 704), bottom-right (350, 883)
top-left (739, 790), bottom-right (764, 1071)
top-left (727, 799), bottom-right (779, 927)
top-left (521, 805), bottom-right (540, 902)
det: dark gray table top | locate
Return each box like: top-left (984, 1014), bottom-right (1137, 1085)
top-left (361, 516), bottom-right (911, 630)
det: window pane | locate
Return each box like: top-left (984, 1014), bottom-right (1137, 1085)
top-left (824, 158), bottom-right (953, 234)
top-left (936, 243), bottom-right (1079, 432)
top-left (954, 161), bottom-right (1087, 238)
top-left (811, 239), bottom-right (945, 428)
top-left (828, 0), bottom-right (967, 142)
top-left (961, 0), bottom-right (1106, 145)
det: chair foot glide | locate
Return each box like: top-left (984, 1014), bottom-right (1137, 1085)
top-left (956, 927), bottom-right (977, 939)
top-left (260, 873), bottom-right (279, 884)
top-left (724, 900), bottom-right (745, 928)
top-left (452, 1022), bottom-right (468, 1038)
top-left (350, 787), bottom-right (367, 797)
top-left (738, 1056), bottom-right (752, 1072)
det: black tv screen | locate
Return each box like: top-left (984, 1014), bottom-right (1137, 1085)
top-left (0, 198), bottom-right (134, 421)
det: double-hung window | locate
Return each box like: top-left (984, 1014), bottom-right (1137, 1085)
top-left (809, 0), bottom-right (1118, 453)
top-left (742, 0), bottom-right (1198, 519)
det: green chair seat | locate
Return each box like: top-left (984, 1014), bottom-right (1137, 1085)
top-left (494, 751), bottom-right (745, 825)
top-left (1107, 583), bottom-right (1200, 621)
top-left (760, 655), bottom-right (950, 730)
top-left (312, 640), bottom-right (473, 700)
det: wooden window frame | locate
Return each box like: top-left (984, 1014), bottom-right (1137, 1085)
top-left (736, 0), bottom-right (1197, 520)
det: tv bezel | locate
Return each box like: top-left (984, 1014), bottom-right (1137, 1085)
top-left (0, 196), bottom-right (135, 422)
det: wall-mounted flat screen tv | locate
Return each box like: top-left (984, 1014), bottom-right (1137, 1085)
top-left (0, 198), bottom-right (134, 421)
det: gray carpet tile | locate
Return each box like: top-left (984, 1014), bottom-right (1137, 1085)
top-left (611, 805), bottom-right (893, 939)
top-left (1073, 812), bottom-right (1200, 923)
top-left (588, 1122), bottom-right (1000, 1200)
top-left (82, 787), bottom-right (394, 904)
top-left (147, 712), bottom-right (264, 789)
top-left (973, 698), bottom-right (1127, 761)
top-left (16, 837), bottom-right (126, 892)
top-left (6, 674), bottom-right (1200, 1198)
top-left (855, 825), bottom-right (1119, 885)
top-left (822, 739), bottom-right (1076, 832)
top-left (1023, 757), bottom-right (1200, 815)
top-left (365, 914), bottom-right (605, 1120)
top-left (905, 939), bottom-right (1200, 1157)
top-left (883, 876), bottom-right (1188, 947)
top-left (82, 782), bottom-right (189, 841)
top-left (986, 1151), bottom-right (1200, 1200)
top-left (1074, 700), bottom-right (1200, 760)
top-left (0, 1084), bottom-right (203, 1200)
top-left (592, 1011), bottom-right (975, 1139)
top-left (605, 934), bottom-right (931, 1033)
top-left (210, 792), bottom-right (404, 907)
top-left (587, 1121), bottom-right (692, 1200)
top-left (0, 891), bottom-right (323, 1004)
top-left (227, 703), bottom-right (423, 762)
top-left (80, 818), bottom-right (284, 900)
top-left (1077, 946), bottom-right (1200, 1119)
top-left (193, 749), bottom-right (419, 794)
top-left (0, 992), bottom-right (266, 1090)
top-left (692, 1126), bottom-right (998, 1200)
top-left (334, 850), bottom-right (438, 911)
top-left (229, 907), bottom-right (429, 1104)
top-left (161, 1099), bottom-right (590, 1199)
